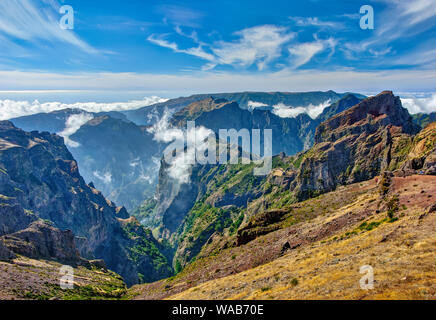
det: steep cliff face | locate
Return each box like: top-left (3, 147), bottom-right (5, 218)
top-left (11, 112), bottom-right (164, 211)
top-left (293, 91), bottom-right (421, 199)
top-left (0, 121), bottom-right (172, 286)
top-left (69, 115), bottom-right (164, 210)
top-left (400, 121), bottom-right (436, 175)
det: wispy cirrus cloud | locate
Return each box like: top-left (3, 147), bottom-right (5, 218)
top-left (212, 25), bottom-right (296, 71)
top-left (147, 35), bottom-right (215, 64)
top-left (289, 16), bottom-right (344, 29)
top-left (345, 0), bottom-right (436, 64)
top-left (289, 37), bottom-right (336, 69)
top-left (148, 25), bottom-right (296, 71)
top-left (0, 0), bottom-right (96, 54)
top-left (158, 4), bottom-right (204, 28)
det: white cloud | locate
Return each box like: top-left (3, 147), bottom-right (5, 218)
top-left (290, 17), bottom-right (344, 29)
top-left (165, 125), bottom-right (214, 184)
top-left (272, 99), bottom-right (332, 119)
top-left (401, 94), bottom-right (436, 114)
top-left (212, 25), bottom-right (295, 70)
top-left (247, 101), bottom-right (269, 111)
top-left (148, 25), bottom-right (295, 71)
top-left (2, 69), bottom-right (436, 97)
top-left (147, 35), bottom-right (215, 62)
top-left (92, 170), bottom-right (112, 184)
top-left (58, 113), bottom-right (94, 147)
top-left (148, 109), bottom-right (214, 184)
top-left (174, 25), bottom-right (199, 43)
top-left (377, 0), bottom-right (436, 39)
top-left (0, 96), bottom-right (168, 120)
top-left (0, 0), bottom-right (96, 53)
top-left (147, 108), bottom-right (183, 143)
top-left (159, 5), bottom-right (203, 28)
top-left (289, 38), bottom-right (336, 68)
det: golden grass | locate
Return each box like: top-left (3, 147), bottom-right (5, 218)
top-left (167, 180), bottom-right (436, 300)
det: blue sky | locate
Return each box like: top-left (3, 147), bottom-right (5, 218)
top-left (0, 0), bottom-right (436, 101)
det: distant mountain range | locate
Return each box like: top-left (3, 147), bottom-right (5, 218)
top-left (9, 91), bottom-right (364, 210)
top-left (136, 91), bottom-right (434, 269)
top-left (122, 90), bottom-right (364, 125)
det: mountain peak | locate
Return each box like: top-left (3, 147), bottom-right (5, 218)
top-left (315, 91), bottom-right (419, 143)
top-left (0, 121), bottom-right (17, 131)
top-left (171, 98), bottom-right (235, 126)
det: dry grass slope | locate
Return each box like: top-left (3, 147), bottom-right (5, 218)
top-left (163, 175), bottom-right (436, 300)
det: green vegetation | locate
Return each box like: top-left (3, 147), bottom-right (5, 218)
top-left (121, 220), bottom-right (173, 281)
top-left (0, 194), bottom-right (14, 201)
top-left (386, 195), bottom-right (399, 220)
top-left (132, 199), bottom-right (157, 224)
top-left (41, 219), bottom-right (54, 226)
top-left (13, 268), bottom-right (127, 300)
top-left (292, 153), bottom-right (304, 169)
top-left (174, 260), bottom-right (183, 274)
top-left (290, 278), bottom-right (299, 287)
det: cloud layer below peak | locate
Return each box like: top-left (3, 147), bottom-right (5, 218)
top-left (0, 96), bottom-right (168, 120)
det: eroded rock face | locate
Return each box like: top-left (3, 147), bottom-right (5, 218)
top-left (0, 203), bottom-right (36, 236)
top-left (315, 91), bottom-right (420, 144)
top-left (0, 121), bottom-right (172, 286)
top-left (0, 239), bottom-right (15, 261)
top-left (237, 209), bottom-right (288, 246)
top-left (400, 122), bottom-right (436, 175)
top-left (2, 220), bottom-right (81, 266)
top-left (293, 92), bottom-right (422, 200)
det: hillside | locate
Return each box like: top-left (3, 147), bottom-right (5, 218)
top-left (128, 91), bottom-right (436, 299)
top-left (0, 256), bottom-right (126, 300)
top-left (128, 174), bottom-right (436, 300)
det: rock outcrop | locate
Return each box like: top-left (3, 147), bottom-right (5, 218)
top-left (2, 220), bottom-right (82, 266)
top-left (293, 91), bottom-right (422, 199)
top-left (0, 239), bottom-right (15, 261)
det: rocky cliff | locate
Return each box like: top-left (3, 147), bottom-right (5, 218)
top-left (0, 121), bottom-right (172, 285)
top-left (293, 91), bottom-right (421, 200)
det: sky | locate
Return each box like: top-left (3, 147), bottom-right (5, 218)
top-left (0, 0), bottom-right (436, 113)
